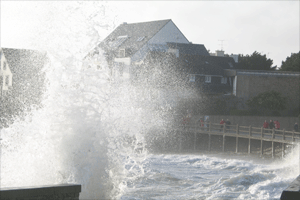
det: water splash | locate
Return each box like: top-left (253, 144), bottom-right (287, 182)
top-left (0, 2), bottom-right (158, 199)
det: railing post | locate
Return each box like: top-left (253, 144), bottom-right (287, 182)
top-left (236, 124), bottom-right (239, 135)
top-left (260, 140), bottom-right (263, 156)
top-left (248, 138), bottom-right (251, 154)
top-left (282, 142), bottom-right (285, 158)
top-left (223, 123), bottom-right (225, 133)
top-left (249, 125), bottom-right (252, 136)
top-left (194, 132), bottom-right (196, 151)
top-left (282, 129), bottom-right (285, 140)
top-left (236, 136), bottom-right (239, 153)
top-left (292, 130), bottom-right (295, 142)
top-left (223, 135), bottom-right (225, 152)
top-left (209, 121), bottom-right (211, 132)
top-left (272, 141), bottom-right (274, 159)
top-left (272, 129), bottom-right (275, 159)
top-left (261, 127), bottom-right (263, 138)
top-left (208, 133), bottom-right (211, 152)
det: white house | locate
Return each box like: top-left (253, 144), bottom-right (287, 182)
top-left (85, 19), bottom-right (193, 79)
top-left (0, 48), bottom-right (13, 96)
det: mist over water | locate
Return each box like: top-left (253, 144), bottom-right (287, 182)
top-left (1, 2), bottom-right (299, 199)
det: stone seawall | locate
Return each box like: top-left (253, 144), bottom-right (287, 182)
top-left (0, 184), bottom-right (81, 200)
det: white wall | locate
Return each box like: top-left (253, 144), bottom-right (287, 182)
top-left (131, 20), bottom-right (189, 62)
top-left (148, 21), bottom-right (189, 45)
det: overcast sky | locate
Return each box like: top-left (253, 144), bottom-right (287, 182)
top-left (1, 1), bottom-right (299, 67)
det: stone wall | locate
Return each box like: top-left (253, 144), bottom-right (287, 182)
top-left (0, 184), bottom-right (81, 200)
top-left (236, 74), bottom-right (300, 112)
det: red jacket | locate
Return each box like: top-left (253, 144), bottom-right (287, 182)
top-left (275, 121), bottom-right (280, 129)
top-left (263, 122), bottom-right (269, 128)
top-left (200, 119), bottom-right (204, 127)
top-left (220, 120), bottom-right (225, 125)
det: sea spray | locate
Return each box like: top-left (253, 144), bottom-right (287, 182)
top-left (0, 2), bottom-right (155, 199)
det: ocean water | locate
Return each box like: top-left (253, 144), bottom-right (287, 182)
top-left (0, 2), bottom-right (298, 200)
top-left (119, 153), bottom-right (298, 200)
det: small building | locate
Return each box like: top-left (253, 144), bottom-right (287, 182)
top-left (0, 48), bottom-right (13, 96)
top-left (185, 55), bottom-right (236, 95)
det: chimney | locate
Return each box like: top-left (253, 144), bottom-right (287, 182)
top-left (123, 22), bottom-right (127, 25)
top-left (215, 50), bottom-right (224, 57)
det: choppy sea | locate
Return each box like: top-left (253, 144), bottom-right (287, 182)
top-left (120, 153), bottom-right (298, 200)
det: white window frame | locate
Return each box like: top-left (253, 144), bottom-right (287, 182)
top-left (137, 36), bottom-right (145, 41)
top-left (5, 75), bottom-right (9, 86)
top-left (205, 76), bottom-right (211, 83)
top-left (189, 74), bottom-right (195, 82)
top-left (111, 35), bottom-right (128, 48)
top-left (119, 49), bottom-right (125, 57)
top-left (221, 77), bottom-right (227, 84)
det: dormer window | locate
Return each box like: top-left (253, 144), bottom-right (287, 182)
top-left (110, 35), bottom-right (128, 48)
top-left (205, 76), bottom-right (211, 83)
top-left (189, 74), bottom-right (195, 82)
top-left (3, 62), bottom-right (7, 70)
top-left (119, 49), bottom-right (125, 57)
top-left (137, 36), bottom-right (145, 42)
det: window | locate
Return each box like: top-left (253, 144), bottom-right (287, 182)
top-left (221, 77), bottom-right (227, 84)
top-left (205, 76), bottom-right (211, 83)
top-left (3, 62), bottom-right (6, 70)
top-left (189, 75), bottom-right (195, 82)
top-left (5, 75), bottom-right (9, 86)
top-left (119, 49), bottom-right (125, 57)
top-left (110, 35), bottom-right (128, 48)
top-left (137, 36), bottom-right (145, 41)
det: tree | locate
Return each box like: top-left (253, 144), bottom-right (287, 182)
top-left (236, 51), bottom-right (275, 70)
top-left (246, 91), bottom-right (287, 115)
top-left (279, 51), bottom-right (300, 72)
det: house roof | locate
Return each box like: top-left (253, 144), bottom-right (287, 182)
top-left (1, 48), bottom-right (47, 87)
top-left (141, 50), bottom-right (236, 76)
top-left (167, 42), bottom-right (210, 56)
top-left (224, 69), bottom-right (300, 77)
top-left (2, 48), bottom-right (46, 72)
top-left (178, 54), bottom-right (236, 76)
top-left (99, 19), bottom-right (172, 55)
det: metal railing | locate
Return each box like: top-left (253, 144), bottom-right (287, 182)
top-left (182, 122), bottom-right (300, 144)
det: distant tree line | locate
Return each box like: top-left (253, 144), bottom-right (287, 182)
top-left (279, 51), bottom-right (300, 72)
top-left (234, 50), bottom-right (300, 72)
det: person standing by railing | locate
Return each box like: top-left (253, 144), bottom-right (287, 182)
top-left (263, 120), bottom-right (269, 133)
top-left (199, 118), bottom-right (204, 130)
top-left (220, 119), bottom-right (225, 132)
top-left (225, 119), bottom-right (231, 133)
top-left (274, 120), bottom-right (280, 130)
top-left (294, 122), bottom-right (299, 132)
top-left (269, 120), bottom-right (275, 133)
